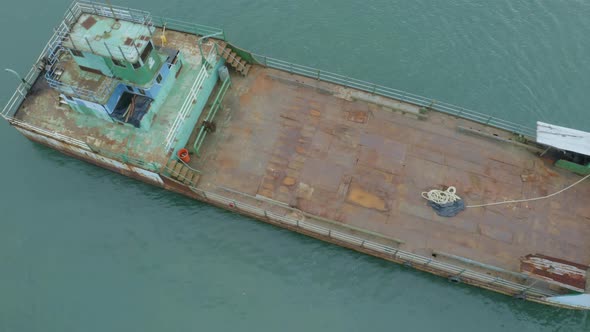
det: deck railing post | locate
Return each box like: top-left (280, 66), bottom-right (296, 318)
top-left (316, 69), bottom-right (321, 81)
top-left (84, 37), bottom-right (95, 54)
top-left (371, 83), bottom-right (377, 95)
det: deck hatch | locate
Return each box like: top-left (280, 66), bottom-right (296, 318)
top-left (81, 15), bottom-right (97, 30)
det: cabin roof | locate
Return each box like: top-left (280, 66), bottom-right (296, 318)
top-left (62, 13), bottom-right (152, 63)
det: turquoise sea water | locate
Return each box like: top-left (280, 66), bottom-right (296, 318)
top-left (1, 1), bottom-right (590, 331)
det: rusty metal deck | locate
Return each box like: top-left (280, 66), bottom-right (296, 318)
top-left (192, 66), bottom-right (590, 275)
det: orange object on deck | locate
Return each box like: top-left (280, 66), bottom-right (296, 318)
top-left (178, 148), bottom-right (190, 163)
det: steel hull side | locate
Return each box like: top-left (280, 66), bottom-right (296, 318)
top-left (14, 124), bottom-right (164, 187)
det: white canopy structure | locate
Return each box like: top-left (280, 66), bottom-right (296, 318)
top-left (536, 122), bottom-right (590, 156)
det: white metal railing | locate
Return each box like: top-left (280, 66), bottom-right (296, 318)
top-left (252, 54), bottom-right (538, 139)
top-left (1, 1), bottom-right (226, 121)
top-left (164, 65), bottom-right (210, 151)
top-left (9, 118), bottom-right (90, 150)
top-left (181, 184), bottom-right (559, 299)
top-left (0, 11), bottom-right (70, 119)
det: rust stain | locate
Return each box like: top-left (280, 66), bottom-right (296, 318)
top-left (81, 16), bottom-right (97, 30)
top-left (520, 254), bottom-right (588, 292)
top-left (346, 182), bottom-right (388, 212)
top-left (346, 111), bottom-right (368, 124)
top-left (283, 177), bottom-right (297, 186)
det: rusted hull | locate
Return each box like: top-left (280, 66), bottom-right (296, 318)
top-left (14, 123), bottom-right (588, 310)
top-left (14, 124), bottom-right (164, 187)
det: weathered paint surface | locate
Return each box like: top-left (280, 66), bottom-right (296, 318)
top-left (15, 126), bottom-right (163, 187)
top-left (521, 254), bottom-right (588, 292)
top-left (130, 165), bottom-right (164, 186)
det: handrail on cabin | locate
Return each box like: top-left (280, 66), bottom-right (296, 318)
top-left (193, 76), bottom-right (232, 156)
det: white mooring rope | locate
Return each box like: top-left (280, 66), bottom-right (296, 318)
top-left (421, 186), bottom-right (461, 205)
top-left (421, 173), bottom-right (590, 209)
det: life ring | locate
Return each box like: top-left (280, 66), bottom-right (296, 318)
top-left (228, 202), bottom-right (236, 208)
top-left (178, 148), bottom-right (190, 163)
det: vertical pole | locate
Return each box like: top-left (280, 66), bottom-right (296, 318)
top-left (148, 21), bottom-right (154, 36)
top-left (197, 41), bottom-right (205, 65)
top-left (489, 277), bottom-right (500, 285)
top-left (105, 0), bottom-right (118, 20)
top-left (84, 37), bottom-right (95, 54)
top-left (67, 7), bottom-right (76, 25)
top-left (134, 44), bottom-right (142, 65)
top-left (118, 46), bottom-right (129, 63)
top-left (70, 37), bottom-right (78, 51)
top-left (91, 3), bottom-right (98, 15)
top-left (104, 42), bottom-right (114, 58)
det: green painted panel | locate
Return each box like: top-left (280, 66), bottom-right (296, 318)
top-left (555, 160), bottom-right (590, 175)
top-left (138, 53), bottom-right (184, 131)
top-left (105, 50), bottom-right (163, 86)
top-left (70, 46), bottom-right (163, 86)
top-left (71, 51), bottom-right (114, 76)
top-left (171, 58), bottom-right (224, 156)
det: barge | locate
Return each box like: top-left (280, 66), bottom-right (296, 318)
top-left (3, 1), bottom-right (590, 309)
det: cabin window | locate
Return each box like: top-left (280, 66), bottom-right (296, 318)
top-left (156, 74), bottom-right (162, 84)
top-left (138, 88), bottom-right (146, 95)
top-left (112, 58), bottom-right (126, 67)
top-left (71, 49), bottom-right (84, 57)
top-left (140, 41), bottom-right (153, 63)
top-left (132, 61), bottom-right (142, 69)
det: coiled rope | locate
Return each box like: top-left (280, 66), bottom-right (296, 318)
top-left (421, 173), bottom-right (590, 209)
top-left (421, 186), bottom-right (461, 205)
